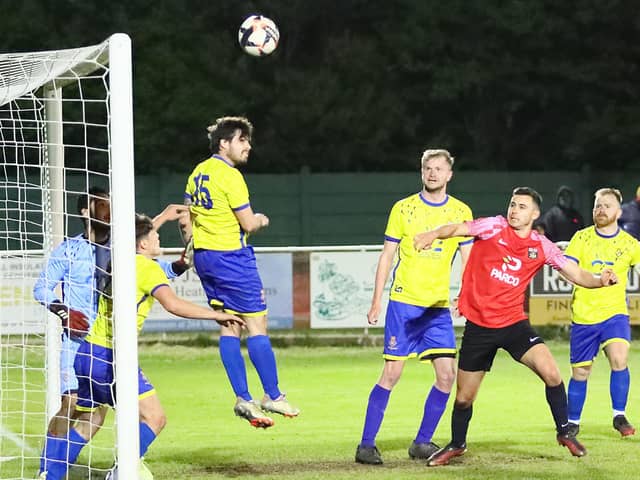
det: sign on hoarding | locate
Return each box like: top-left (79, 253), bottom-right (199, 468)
top-left (529, 265), bottom-right (640, 325)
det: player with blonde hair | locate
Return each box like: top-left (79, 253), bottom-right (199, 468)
top-left (356, 149), bottom-right (473, 465)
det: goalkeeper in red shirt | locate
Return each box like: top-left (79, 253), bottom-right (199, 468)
top-left (413, 187), bottom-right (618, 466)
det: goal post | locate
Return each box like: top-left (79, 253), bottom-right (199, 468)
top-left (0, 33), bottom-right (139, 479)
top-left (108, 32), bottom-right (140, 480)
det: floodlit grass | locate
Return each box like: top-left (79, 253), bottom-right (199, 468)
top-left (3, 341), bottom-right (639, 479)
top-left (144, 342), bottom-right (639, 480)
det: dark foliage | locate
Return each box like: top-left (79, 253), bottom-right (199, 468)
top-left (1, 0), bottom-right (638, 173)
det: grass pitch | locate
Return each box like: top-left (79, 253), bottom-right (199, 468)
top-left (3, 341), bottom-right (639, 479)
top-left (140, 342), bottom-right (638, 480)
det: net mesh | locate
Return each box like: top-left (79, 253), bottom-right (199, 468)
top-left (0, 39), bottom-right (117, 480)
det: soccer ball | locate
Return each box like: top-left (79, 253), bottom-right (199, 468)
top-left (238, 15), bottom-right (279, 57)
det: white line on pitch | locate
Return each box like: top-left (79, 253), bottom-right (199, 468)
top-left (0, 424), bottom-right (38, 454)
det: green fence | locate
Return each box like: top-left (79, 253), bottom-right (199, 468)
top-left (137, 168), bottom-right (639, 248)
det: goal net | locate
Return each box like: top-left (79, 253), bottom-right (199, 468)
top-left (0, 34), bottom-right (139, 479)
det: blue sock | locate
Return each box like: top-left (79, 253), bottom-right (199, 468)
top-left (219, 336), bottom-right (251, 401)
top-left (415, 386), bottom-right (449, 444)
top-left (360, 384), bottom-right (391, 447)
top-left (41, 428), bottom-right (87, 479)
top-left (247, 335), bottom-right (281, 400)
top-left (567, 378), bottom-right (587, 423)
top-left (610, 368), bottom-right (630, 412)
top-left (66, 428), bottom-right (87, 465)
top-left (40, 433), bottom-right (66, 475)
top-left (139, 422), bottom-right (157, 457)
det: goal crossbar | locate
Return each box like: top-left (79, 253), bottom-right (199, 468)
top-left (0, 44), bottom-right (109, 106)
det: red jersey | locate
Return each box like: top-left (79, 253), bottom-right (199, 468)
top-left (458, 216), bottom-right (567, 328)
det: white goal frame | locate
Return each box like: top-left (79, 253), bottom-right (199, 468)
top-left (0, 33), bottom-right (139, 479)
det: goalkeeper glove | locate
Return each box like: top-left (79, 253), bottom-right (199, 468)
top-left (49, 301), bottom-right (90, 339)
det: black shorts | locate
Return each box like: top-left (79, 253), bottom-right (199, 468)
top-left (458, 319), bottom-right (545, 372)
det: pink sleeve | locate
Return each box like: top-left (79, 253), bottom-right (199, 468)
top-left (466, 216), bottom-right (508, 240)
top-left (537, 233), bottom-right (569, 270)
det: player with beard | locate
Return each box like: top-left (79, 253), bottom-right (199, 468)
top-left (565, 188), bottom-right (640, 438)
top-left (355, 149), bottom-right (473, 465)
top-left (184, 116), bottom-right (299, 428)
top-left (34, 187), bottom-right (110, 477)
top-left (413, 187), bottom-right (618, 466)
top-left (39, 214), bottom-right (244, 480)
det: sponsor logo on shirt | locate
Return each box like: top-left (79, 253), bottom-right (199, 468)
top-left (490, 255), bottom-right (522, 286)
top-left (501, 256), bottom-right (521, 272)
top-left (591, 259), bottom-right (614, 273)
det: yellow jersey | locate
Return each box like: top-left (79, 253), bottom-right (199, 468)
top-left (86, 255), bottom-right (169, 348)
top-left (385, 193), bottom-right (472, 307)
top-left (184, 155), bottom-right (251, 251)
top-left (565, 226), bottom-right (640, 324)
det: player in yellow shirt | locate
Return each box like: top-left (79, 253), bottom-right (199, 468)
top-left (38, 213), bottom-right (243, 480)
top-left (565, 188), bottom-right (640, 438)
top-left (184, 116), bottom-right (298, 429)
top-left (355, 149), bottom-right (473, 465)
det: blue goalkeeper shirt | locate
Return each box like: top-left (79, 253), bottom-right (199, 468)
top-left (33, 234), bottom-right (98, 325)
top-left (33, 233), bottom-right (179, 330)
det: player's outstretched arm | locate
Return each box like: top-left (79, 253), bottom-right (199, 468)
top-left (367, 240), bottom-right (398, 325)
top-left (152, 204), bottom-right (189, 230)
top-left (560, 262), bottom-right (618, 288)
top-left (152, 285), bottom-right (245, 327)
top-left (413, 222), bottom-right (470, 250)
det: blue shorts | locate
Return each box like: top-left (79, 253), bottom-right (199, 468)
top-left (193, 247), bottom-right (267, 316)
top-left (570, 314), bottom-right (631, 367)
top-left (383, 300), bottom-right (456, 361)
top-left (60, 335), bottom-right (82, 394)
top-left (74, 342), bottom-right (155, 412)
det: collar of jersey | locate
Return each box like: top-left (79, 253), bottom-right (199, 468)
top-left (594, 226), bottom-right (620, 239)
top-left (212, 154), bottom-right (235, 168)
top-left (419, 192), bottom-right (449, 207)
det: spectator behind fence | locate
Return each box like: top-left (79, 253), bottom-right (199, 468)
top-left (536, 186), bottom-right (585, 242)
top-left (618, 186), bottom-right (640, 240)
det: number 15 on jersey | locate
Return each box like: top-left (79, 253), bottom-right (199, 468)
top-left (192, 173), bottom-right (213, 209)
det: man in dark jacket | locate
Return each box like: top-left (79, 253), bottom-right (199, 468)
top-left (618, 186), bottom-right (640, 240)
top-left (537, 186), bottom-right (585, 242)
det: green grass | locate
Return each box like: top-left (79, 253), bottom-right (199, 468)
top-left (3, 342), bottom-right (639, 479)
